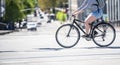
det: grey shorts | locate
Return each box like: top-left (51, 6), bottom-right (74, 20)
top-left (90, 9), bottom-right (103, 19)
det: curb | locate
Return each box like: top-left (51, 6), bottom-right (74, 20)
top-left (0, 30), bottom-right (13, 35)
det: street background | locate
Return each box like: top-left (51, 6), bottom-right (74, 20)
top-left (0, 0), bottom-right (120, 65)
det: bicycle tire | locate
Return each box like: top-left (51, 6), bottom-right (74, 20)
top-left (55, 24), bottom-right (80, 48)
top-left (92, 22), bottom-right (116, 47)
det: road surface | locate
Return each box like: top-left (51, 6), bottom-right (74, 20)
top-left (0, 22), bottom-right (120, 65)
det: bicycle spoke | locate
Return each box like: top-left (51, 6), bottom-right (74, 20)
top-left (92, 23), bottom-right (116, 47)
top-left (55, 24), bottom-right (80, 48)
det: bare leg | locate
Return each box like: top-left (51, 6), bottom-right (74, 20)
top-left (84, 14), bottom-right (97, 34)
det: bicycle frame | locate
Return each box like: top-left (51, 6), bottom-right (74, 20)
top-left (69, 16), bottom-right (108, 37)
top-left (71, 19), bottom-right (88, 35)
top-left (55, 15), bottom-right (116, 48)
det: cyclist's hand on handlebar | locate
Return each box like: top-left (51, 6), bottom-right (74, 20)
top-left (72, 12), bottom-right (77, 16)
top-left (72, 10), bottom-right (79, 16)
top-left (72, 15), bottom-right (75, 18)
top-left (72, 13), bottom-right (76, 18)
top-left (72, 10), bottom-right (84, 16)
top-left (71, 14), bottom-right (74, 16)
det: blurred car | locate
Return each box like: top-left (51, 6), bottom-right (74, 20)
top-left (38, 9), bottom-right (49, 23)
top-left (27, 22), bottom-right (37, 31)
top-left (0, 22), bottom-right (8, 30)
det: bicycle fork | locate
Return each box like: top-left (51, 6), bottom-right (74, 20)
top-left (66, 24), bottom-right (74, 37)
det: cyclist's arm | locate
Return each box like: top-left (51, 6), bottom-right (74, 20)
top-left (73, 0), bottom-right (87, 15)
top-left (78, 0), bottom-right (93, 11)
top-left (73, 0), bottom-right (94, 15)
top-left (72, 10), bottom-right (84, 15)
top-left (77, 0), bottom-right (87, 11)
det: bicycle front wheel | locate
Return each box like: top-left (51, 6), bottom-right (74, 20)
top-left (55, 24), bottom-right (80, 48)
top-left (92, 23), bottom-right (116, 47)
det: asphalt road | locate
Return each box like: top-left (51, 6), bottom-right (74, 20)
top-left (0, 22), bottom-right (120, 65)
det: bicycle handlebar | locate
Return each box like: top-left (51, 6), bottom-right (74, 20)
top-left (69, 15), bottom-right (76, 20)
top-left (70, 15), bottom-right (84, 23)
top-left (72, 15), bottom-right (76, 18)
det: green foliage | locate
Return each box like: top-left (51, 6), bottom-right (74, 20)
top-left (38, 0), bottom-right (68, 11)
top-left (4, 0), bottom-right (36, 22)
top-left (22, 0), bottom-right (36, 14)
top-left (5, 0), bottom-right (23, 22)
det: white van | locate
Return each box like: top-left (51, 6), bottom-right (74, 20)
top-left (27, 14), bottom-right (37, 31)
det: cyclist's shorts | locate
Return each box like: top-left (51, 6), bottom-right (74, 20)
top-left (90, 9), bottom-right (103, 19)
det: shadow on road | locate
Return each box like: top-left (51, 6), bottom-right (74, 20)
top-left (36, 48), bottom-right (64, 51)
top-left (74, 46), bottom-right (120, 49)
top-left (1, 46), bottom-right (120, 53)
top-left (35, 46), bottom-right (120, 52)
top-left (0, 51), bottom-right (16, 53)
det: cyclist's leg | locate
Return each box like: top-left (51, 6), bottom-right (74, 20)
top-left (84, 14), bottom-right (97, 35)
top-left (84, 9), bottom-right (103, 35)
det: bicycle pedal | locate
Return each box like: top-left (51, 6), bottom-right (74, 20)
top-left (85, 37), bottom-right (91, 41)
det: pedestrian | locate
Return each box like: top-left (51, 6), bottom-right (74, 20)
top-left (72, 0), bottom-right (105, 37)
top-left (56, 9), bottom-right (67, 24)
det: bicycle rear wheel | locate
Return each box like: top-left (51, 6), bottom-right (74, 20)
top-left (55, 24), bottom-right (80, 48)
top-left (92, 23), bottom-right (116, 47)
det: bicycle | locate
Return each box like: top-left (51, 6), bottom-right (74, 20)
top-left (55, 16), bottom-right (116, 48)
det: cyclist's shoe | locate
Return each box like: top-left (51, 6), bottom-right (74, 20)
top-left (82, 34), bottom-right (91, 41)
top-left (82, 34), bottom-right (90, 38)
top-left (85, 37), bottom-right (91, 41)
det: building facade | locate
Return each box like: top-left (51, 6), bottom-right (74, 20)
top-left (107, 0), bottom-right (120, 22)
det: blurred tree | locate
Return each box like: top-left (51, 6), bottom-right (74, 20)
top-left (4, 0), bottom-right (36, 22)
top-left (38, 0), bottom-right (68, 11)
top-left (56, 0), bottom-right (68, 8)
top-left (5, 0), bottom-right (23, 22)
top-left (38, 0), bottom-right (56, 10)
top-left (22, 0), bottom-right (36, 14)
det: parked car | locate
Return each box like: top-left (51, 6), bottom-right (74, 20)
top-left (27, 22), bottom-right (37, 31)
top-left (0, 22), bottom-right (8, 30)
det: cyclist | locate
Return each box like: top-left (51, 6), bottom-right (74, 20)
top-left (72, 0), bottom-right (104, 37)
